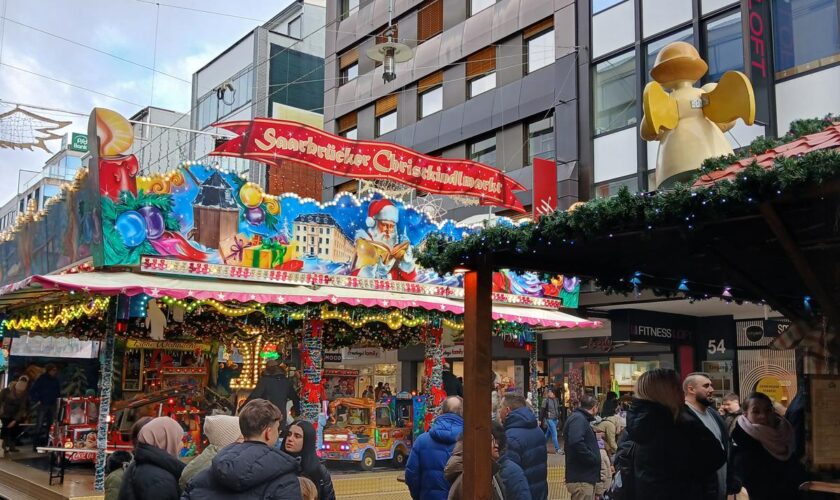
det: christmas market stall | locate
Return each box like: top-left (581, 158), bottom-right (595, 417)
top-left (0, 107), bottom-right (599, 489)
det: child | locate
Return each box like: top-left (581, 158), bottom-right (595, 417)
top-left (594, 429), bottom-right (612, 499)
top-left (299, 476), bottom-right (318, 500)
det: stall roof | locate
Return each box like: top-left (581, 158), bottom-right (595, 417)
top-left (0, 271), bottom-right (600, 329)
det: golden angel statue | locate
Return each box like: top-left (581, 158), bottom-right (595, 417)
top-left (641, 41), bottom-right (756, 188)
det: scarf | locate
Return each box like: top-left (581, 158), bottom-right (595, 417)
top-left (137, 417), bottom-right (184, 457)
top-left (736, 414), bottom-right (794, 461)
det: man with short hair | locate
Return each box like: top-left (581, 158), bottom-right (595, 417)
top-left (720, 392), bottom-right (742, 435)
top-left (500, 394), bottom-right (548, 500)
top-left (562, 395), bottom-right (601, 500)
top-left (683, 373), bottom-right (729, 500)
top-left (405, 396), bottom-right (463, 500)
top-left (540, 389), bottom-right (562, 454)
top-left (182, 399), bottom-right (301, 499)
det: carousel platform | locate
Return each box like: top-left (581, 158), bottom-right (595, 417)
top-left (0, 452), bottom-right (102, 500)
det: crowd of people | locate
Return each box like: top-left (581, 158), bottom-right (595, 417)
top-left (103, 397), bottom-right (335, 500)
top-left (0, 364), bottom-right (63, 453)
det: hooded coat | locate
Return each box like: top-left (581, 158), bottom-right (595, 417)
top-left (181, 441), bottom-right (302, 500)
top-left (405, 412), bottom-right (464, 500)
top-left (562, 408), bottom-right (601, 484)
top-left (444, 441), bottom-right (504, 500)
top-left (503, 407), bottom-right (548, 500)
top-left (624, 398), bottom-right (726, 500)
top-left (729, 420), bottom-right (806, 500)
top-left (119, 443), bottom-right (185, 500)
top-left (283, 420), bottom-right (336, 500)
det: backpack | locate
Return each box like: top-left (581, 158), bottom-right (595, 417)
top-left (605, 441), bottom-right (635, 500)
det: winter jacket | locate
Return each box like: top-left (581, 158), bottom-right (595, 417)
top-left (119, 443), bottom-right (186, 500)
top-left (405, 412), bottom-right (464, 500)
top-left (496, 455), bottom-right (532, 500)
top-left (104, 467), bottom-right (124, 500)
top-left (540, 398), bottom-right (561, 421)
top-left (723, 410), bottom-right (742, 436)
top-left (682, 403), bottom-right (730, 500)
top-left (503, 407), bottom-right (548, 500)
top-left (729, 421), bottom-right (806, 500)
top-left (443, 441), bottom-right (504, 500)
top-left (594, 448), bottom-right (611, 495)
top-left (592, 417), bottom-right (619, 456)
top-left (181, 441), bottom-right (301, 500)
top-left (624, 399), bottom-right (726, 500)
top-left (442, 371), bottom-right (463, 397)
top-left (245, 373), bottom-right (299, 420)
top-left (179, 444), bottom-right (219, 490)
top-left (0, 388), bottom-right (29, 421)
top-left (562, 408), bottom-right (601, 485)
top-left (29, 374), bottom-right (61, 407)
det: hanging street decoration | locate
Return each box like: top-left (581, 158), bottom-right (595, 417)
top-left (210, 118), bottom-right (526, 212)
top-left (0, 106), bottom-right (72, 153)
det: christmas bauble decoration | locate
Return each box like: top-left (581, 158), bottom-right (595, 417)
top-left (245, 207), bottom-right (265, 225)
top-left (239, 183), bottom-right (264, 208)
top-left (138, 206), bottom-right (165, 240)
top-left (95, 108), bottom-right (134, 156)
top-left (115, 211), bottom-right (147, 247)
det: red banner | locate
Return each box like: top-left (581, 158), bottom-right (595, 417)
top-left (532, 157), bottom-right (557, 221)
top-left (211, 119), bottom-right (526, 212)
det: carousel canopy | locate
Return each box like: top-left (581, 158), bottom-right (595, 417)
top-left (0, 271), bottom-right (600, 329)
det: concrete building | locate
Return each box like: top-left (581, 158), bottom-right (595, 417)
top-left (129, 106), bottom-right (192, 176)
top-left (191, 0), bottom-right (327, 200)
top-left (0, 133), bottom-right (87, 231)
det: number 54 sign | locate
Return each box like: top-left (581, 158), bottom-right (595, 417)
top-left (706, 338), bottom-right (733, 360)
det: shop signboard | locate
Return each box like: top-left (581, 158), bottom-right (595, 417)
top-left (125, 339), bottom-right (211, 352)
top-left (442, 344), bottom-right (464, 359)
top-left (324, 352), bottom-right (343, 363)
top-left (742, 0), bottom-right (775, 134)
top-left (611, 309), bottom-right (695, 344)
top-left (70, 133), bottom-right (89, 153)
top-left (10, 336), bottom-right (100, 359)
top-left (342, 347), bottom-right (382, 360)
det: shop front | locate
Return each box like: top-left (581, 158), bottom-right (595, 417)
top-left (323, 347), bottom-right (401, 397)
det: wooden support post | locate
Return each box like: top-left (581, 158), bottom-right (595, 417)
top-left (463, 261), bottom-right (493, 500)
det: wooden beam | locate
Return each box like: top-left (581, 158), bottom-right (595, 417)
top-left (462, 259), bottom-right (493, 500)
top-left (760, 202), bottom-right (840, 329)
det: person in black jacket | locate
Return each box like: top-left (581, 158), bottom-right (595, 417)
top-left (245, 360), bottom-right (299, 421)
top-left (182, 399), bottom-right (301, 499)
top-left (29, 364), bottom-right (61, 448)
top-left (119, 417), bottom-right (186, 500)
top-left (729, 392), bottom-right (806, 500)
top-left (624, 369), bottom-right (726, 500)
top-left (562, 394), bottom-right (601, 500)
top-left (600, 391), bottom-right (618, 418)
top-left (283, 420), bottom-right (336, 500)
top-left (682, 373), bottom-right (729, 500)
top-left (442, 363), bottom-right (463, 397)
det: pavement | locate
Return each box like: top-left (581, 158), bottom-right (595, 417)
top-left (0, 449), bottom-right (570, 500)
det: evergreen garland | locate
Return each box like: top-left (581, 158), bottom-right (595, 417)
top-left (101, 190), bottom-right (180, 264)
top-left (418, 120), bottom-right (840, 289)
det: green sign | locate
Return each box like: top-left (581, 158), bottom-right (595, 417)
top-left (70, 133), bottom-right (88, 152)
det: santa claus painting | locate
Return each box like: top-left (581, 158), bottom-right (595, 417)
top-left (351, 199), bottom-right (417, 281)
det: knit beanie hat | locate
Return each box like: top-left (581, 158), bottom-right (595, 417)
top-left (204, 415), bottom-right (242, 448)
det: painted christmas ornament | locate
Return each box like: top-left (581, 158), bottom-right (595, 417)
top-left (115, 210), bottom-right (147, 247)
top-left (239, 183), bottom-right (264, 208)
top-left (138, 206), bottom-right (165, 240)
top-left (245, 207), bottom-right (265, 225)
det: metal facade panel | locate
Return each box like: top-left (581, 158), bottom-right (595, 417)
top-left (518, 0), bottom-right (554, 32)
top-left (492, 0), bottom-right (521, 42)
top-left (492, 79), bottom-right (522, 128)
top-left (413, 113), bottom-right (443, 152)
top-left (462, 7), bottom-right (494, 58)
top-left (518, 65), bottom-right (556, 118)
top-left (438, 104), bottom-right (466, 147)
top-left (461, 91), bottom-right (496, 138)
top-left (439, 23), bottom-right (465, 65)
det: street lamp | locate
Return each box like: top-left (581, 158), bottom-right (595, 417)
top-left (366, 0), bottom-right (412, 83)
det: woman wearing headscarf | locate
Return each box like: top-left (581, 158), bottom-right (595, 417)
top-left (119, 416), bottom-right (186, 500)
top-left (283, 420), bottom-right (336, 500)
top-left (729, 392), bottom-right (806, 500)
top-left (105, 416), bottom-right (153, 500)
top-left (0, 376), bottom-right (31, 452)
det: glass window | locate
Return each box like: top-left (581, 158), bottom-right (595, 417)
top-left (342, 128), bottom-right (358, 140)
top-left (526, 30), bottom-right (555, 73)
top-left (340, 63), bottom-right (358, 85)
top-left (645, 28), bottom-right (694, 82)
top-left (419, 86), bottom-right (443, 118)
top-left (341, 0), bottom-right (360, 19)
top-left (470, 0), bottom-right (496, 16)
top-left (470, 135), bottom-right (497, 167)
top-left (288, 16), bottom-right (302, 38)
top-left (773, 0), bottom-right (840, 77)
top-left (705, 12), bottom-right (743, 82)
top-left (526, 116), bottom-right (554, 164)
top-left (593, 0), bottom-right (627, 14)
top-left (595, 176), bottom-right (638, 198)
top-left (468, 72), bottom-right (496, 97)
top-left (593, 51), bottom-right (637, 135)
top-left (376, 111), bottom-right (397, 136)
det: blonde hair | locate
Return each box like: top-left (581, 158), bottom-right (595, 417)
top-left (635, 368), bottom-right (682, 418)
top-left (299, 476), bottom-right (318, 500)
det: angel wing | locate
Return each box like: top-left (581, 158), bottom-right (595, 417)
top-left (703, 71), bottom-right (755, 126)
top-left (640, 81), bottom-right (679, 141)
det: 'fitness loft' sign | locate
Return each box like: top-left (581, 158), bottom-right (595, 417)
top-left (611, 309), bottom-right (695, 344)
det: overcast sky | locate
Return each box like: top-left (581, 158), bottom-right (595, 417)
top-left (0, 0), bottom-right (293, 204)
